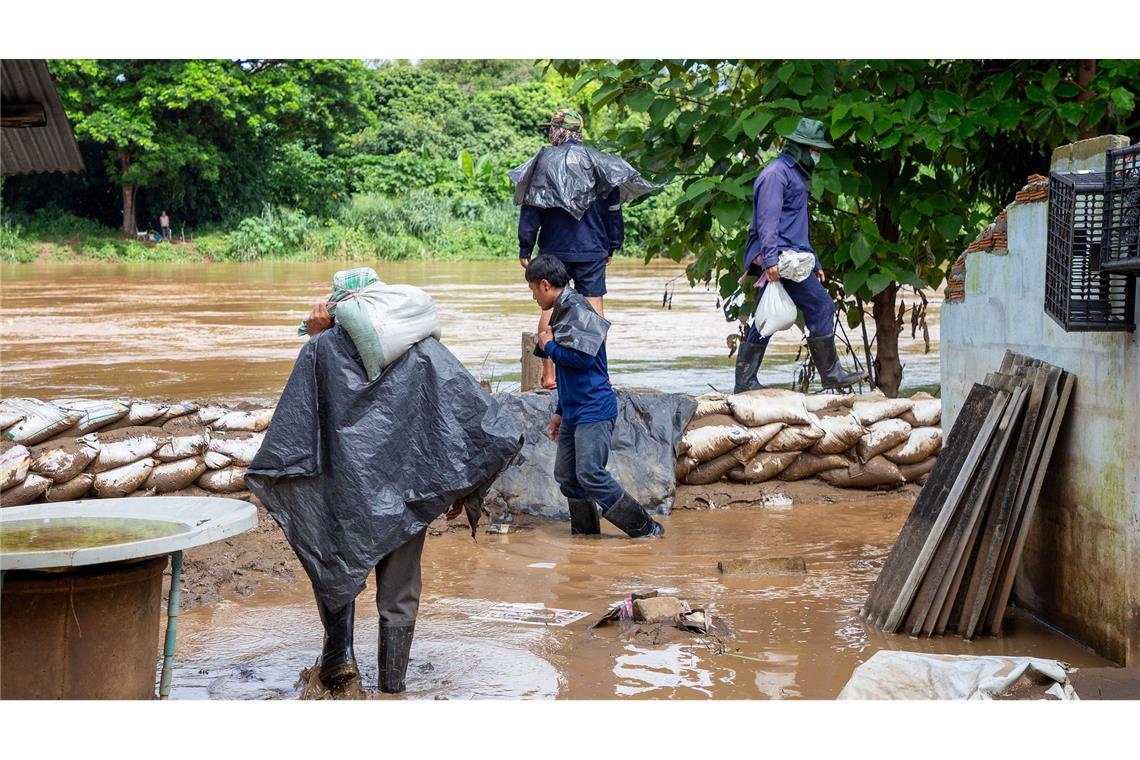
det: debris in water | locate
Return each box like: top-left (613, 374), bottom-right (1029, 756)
top-left (717, 556), bottom-right (808, 576)
top-left (469, 602), bottom-right (589, 627)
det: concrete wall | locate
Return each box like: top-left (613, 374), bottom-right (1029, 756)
top-left (940, 136), bottom-right (1140, 665)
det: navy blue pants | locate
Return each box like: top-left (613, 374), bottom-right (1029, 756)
top-left (553, 417), bottom-right (624, 512)
top-left (746, 273), bottom-right (836, 345)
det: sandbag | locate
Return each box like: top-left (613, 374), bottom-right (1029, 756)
top-left (810, 414), bottom-right (866, 455)
top-left (29, 435), bottom-right (100, 483)
top-left (682, 451), bottom-right (741, 485)
top-left (852, 397), bottom-right (914, 426)
top-left (1, 443), bottom-right (33, 491)
top-left (728, 389), bottom-right (815, 427)
top-left (212, 408), bottom-right (274, 433)
top-left (45, 473), bottom-right (95, 502)
top-left (91, 427), bottom-right (170, 473)
top-left (692, 393), bottom-right (731, 418)
top-left (93, 458), bottom-right (156, 498)
top-left (675, 456), bottom-right (698, 481)
top-left (899, 457), bottom-right (938, 483)
top-left (335, 282), bottom-right (443, 381)
top-left (164, 485), bottom-right (215, 498)
top-left (856, 418), bottom-right (913, 462)
top-left (727, 452), bottom-right (799, 484)
top-left (127, 402), bottom-right (169, 425)
top-left (683, 424), bottom-right (752, 462)
top-left (884, 427), bottom-right (943, 465)
top-left (162, 416), bottom-right (206, 435)
top-left (156, 433), bottom-right (209, 462)
top-left (763, 423), bottom-right (825, 452)
top-left (819, 456), bottom-right (906, 488)
top-left (145, 457), bottom-right (209, 494)
top-left (686, 414), bottom-right (743, 432)
top-left (901, 396), bottom-right (942, 427)
top-left (195, 406), bottom-right (230, 425)
top-left (778, 452), bottom-right (851, 481)
top-left (0, 410), bottom-right (26, 430)
top-left (197, 466), bottom-right (248, 494)
top-left (204, 451), bottom-right (233, 469)
top-left (53, 399), bottom-right (130, 434)
top-left (804, 394), bottom-right (856, 415)
top-left (730, 438), bottom-right (767, 465)
top-left (158, 402), bottom-right (199, 423)
top-left (207, 434), bottom-right (264, 467)
top-left (3, 399), bottom-right (84, 445)
top-left (745, 422), bottom-right (786, 449)
top-left (1, 472), bottom-right (52, 506)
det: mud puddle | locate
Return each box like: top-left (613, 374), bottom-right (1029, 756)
top-left (168, 496), bottom-right (1109, 699)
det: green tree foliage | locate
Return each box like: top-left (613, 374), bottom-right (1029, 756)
top-left (551, 59), bottom-right (1139, 395)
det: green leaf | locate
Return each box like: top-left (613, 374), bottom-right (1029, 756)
top-left (649, 98), bottom-right (675, 124)
top-left (712, 199), bottom-right (749, 229)
top-left (877, 131), bottom-right (903, 150)
top-left (850, 233), bottom-right (871, 266)
top-left (590, 81), bottom-right (622, 108)
top-left (843, 267), bottom-right (869, 295)
top-left (789, 74), bottom-right (813, 96)
top-left (1110, 87), bottom-right (1135, 116)
top-left (773, 115), bottom-right (800, 138)
top-left (991, 71), bottom-right (1015, 100)
top-left (684, 177), bottom-right (718, 201)
top-left (867, 272), bottom-right (893, 295)
top-left (776, 62), bottom-right (795, 83)
top-left (934, 214), bottom-right (961, 241)
top-left (902, 90), bottom-right (924, 120)
top-left (1042, 68), bottom-right (1060, 92)
top-left (675, 109), bottom-right (700, 139)
top-left (626, 88), bottom-right (655, 112)
top-left (743, 110), bottom-right (773, 140)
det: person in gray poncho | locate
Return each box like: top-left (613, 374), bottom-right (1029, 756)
top-left (512, 108), bottom-right (657, 389)
top-left (246, 304), bottom-right (521, 694)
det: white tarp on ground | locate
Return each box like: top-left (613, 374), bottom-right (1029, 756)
top-left (837, 651), bottom-right (1078, 700)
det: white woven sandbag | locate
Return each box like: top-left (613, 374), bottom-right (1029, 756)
top-left (207, 434), bottom-right (264, 467)
top-left (92, 429), bottom-right (168, 473)
top-left (884, 427), bottom-right (943, 465)
top-left (727, 389), bottom-right (815, 427)
top-left (45, 473), bottom-right (95, 502)
top-left (682, 424), bottom-right (752, 462)
top-left (93, 458), bottom-right (156, 498)
top-left (53, 399), bottom-right (131, 434)
top-left (197, 466), bottom-right (247, 494)
top-left (213, 409), bottom-right (273, 433)
top-left (1, 444), bottom-right (32, 490)
top-left (857, 418), bottom-right (913, 462)
top-left (810, 413), bottom-right (866, 455)
top-left (1, 472), bottom-right (51, 505)
top-left (3, 399), bottom-right (83, 445)
top-left (145, 458), bottom-right (209, 494)
top-left (30, 435), bottom-right (100, 482)
top-left (156, 433), bottom-right (209, 462)
top-left (335, 282), bottom-right (442, 381)
top-left (852, 397), bottom-right (915, 426)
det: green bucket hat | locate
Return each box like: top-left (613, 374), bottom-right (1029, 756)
top-left (539, 108), bottom-right (583, 132)
top-left (782, 117), bottom-right (834, 149)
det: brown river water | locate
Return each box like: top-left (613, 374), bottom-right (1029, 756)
top-left (0, 259), bottom-right (941, 399)
top-left (169, 496), bottom-right (1110, 700)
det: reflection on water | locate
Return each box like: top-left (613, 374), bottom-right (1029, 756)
top-left (170, 498), bottom-right (1109, 700)
top-left (1, 260), bottom-right (941, 399)
top-left (0, 516), bottom-right (187, 552)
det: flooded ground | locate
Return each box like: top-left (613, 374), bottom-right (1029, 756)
top-left (169, 491), bottom-right (1109, 700)
top-left (0, 259), bottom-right (940, 399)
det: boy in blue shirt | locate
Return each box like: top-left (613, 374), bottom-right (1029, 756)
top-left (525, 256), bottom-right (664, 538)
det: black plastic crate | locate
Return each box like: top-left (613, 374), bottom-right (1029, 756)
top-left (1101, 144), bottom-right (1140, 273)
top-left (1045, 171), bottom-right (1136, 332)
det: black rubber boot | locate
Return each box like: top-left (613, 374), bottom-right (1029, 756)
top-left (378, 624), bottom-right (416, 694)
top-left (568, 498), bottom-right (601, 535)
top-left (316, 599), bottom-right (358, 691)
top-left (806, 333), bottom-right (865, 390)
top-left (733, 340), bottom-right (768, 394)
top-left (602, 492), bottom-right (664, 538)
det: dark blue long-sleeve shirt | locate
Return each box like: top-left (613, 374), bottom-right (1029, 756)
top-left (519, 186), bottom-right (624, 262)
top-left (544, 338), bottom-right (617, 425)
top-left (742, 152), bottom-right (820, 275)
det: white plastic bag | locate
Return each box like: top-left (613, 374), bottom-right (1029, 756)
top-left (752, 280), bottom-right (797, 338)
top-left (335, 283), bottom-right (443, 381)
top-left (777, 250), bottom-right (816, 283)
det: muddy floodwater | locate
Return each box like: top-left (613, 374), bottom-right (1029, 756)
top-left (170, 496), bottom-right (1109, 700)
top-left (1, 260), bottom-right (940, 399)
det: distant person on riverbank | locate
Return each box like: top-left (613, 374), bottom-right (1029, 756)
top-left (734, 117), bottom-right (864, 393)
top-left (526, 255), bottom-right (664, 539)
top-left (246, 279), bottom-right (520, 694)
top-left (159, 211), bottom-right (170, 241)
top-left (511, 108), bottom-right (657, 389)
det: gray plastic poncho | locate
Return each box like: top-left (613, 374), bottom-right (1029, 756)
top-left (551, 286), bottom-right (610, 356)
top-left (246, 330), bottom-right (522, 610)
top-left (509, 142), bottom-right (659, 220)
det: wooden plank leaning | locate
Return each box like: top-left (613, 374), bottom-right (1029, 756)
top-left (881, 386), bottom-right (1013, 633)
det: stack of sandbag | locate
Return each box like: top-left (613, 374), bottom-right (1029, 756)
top-left (0, 397), bottom-right (272, 507)
top-left (676, 389), bottom-right (942, 490)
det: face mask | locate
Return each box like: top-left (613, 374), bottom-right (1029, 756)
top-left (809, 150), bottom-right (822, 166)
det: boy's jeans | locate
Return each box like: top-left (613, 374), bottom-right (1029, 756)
top-left (553, 417), bottom-right (624, 512)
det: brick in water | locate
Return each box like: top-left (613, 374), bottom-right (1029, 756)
top-left (632, 596), bottom-right (686, 623)
top-left (717, 557), bottom-right (808, 575)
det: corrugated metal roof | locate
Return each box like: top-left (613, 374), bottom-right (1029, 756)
top-left (1, 59), bottom-right (85, 176)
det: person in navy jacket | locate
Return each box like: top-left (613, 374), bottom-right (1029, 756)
top-left (525, 255), bottom-right (663, 538)
top-left (736, 117), bottom-right (864, 393)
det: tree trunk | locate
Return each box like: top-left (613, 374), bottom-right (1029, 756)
top-left (118, 151), bottom-right (137, 234)
top-left (1077, 59), bottom-right (1097, 140)
top-left (872, 283), bottom-right (902, 398)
